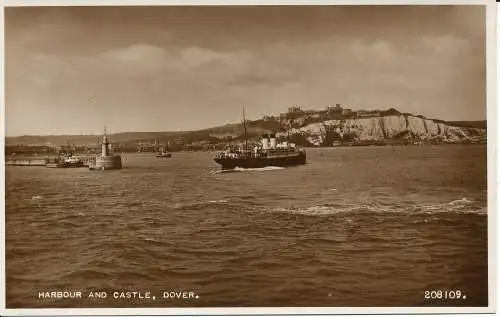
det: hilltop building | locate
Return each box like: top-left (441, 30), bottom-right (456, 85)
top-left (287, 106), bottom-right (303, 114)
top-left (327, 104), bottom-right (343, 114)
top-left (342, 108), bottom-right (353, 116)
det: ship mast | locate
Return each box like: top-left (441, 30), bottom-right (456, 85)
top-left (285, 110), bottom-right (292, 143)
top-left (242, 107), bottom-right (248, 151)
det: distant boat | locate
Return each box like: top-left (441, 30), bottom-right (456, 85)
top-left (62, 155), bottom-right (84, 168)
top-left (156, 150), bottom-right (172, 158)
top-left (46, 155), bottom-right (84, 168)
top-left (156, 140), bottom-right (172, 158)
top-left (213, 108), bottom-right (306, 170)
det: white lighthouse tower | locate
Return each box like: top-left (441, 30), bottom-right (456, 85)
top-left (89, 126), bottom-right (122, 170)
top-left (102, 127), bottom-right (110, 157)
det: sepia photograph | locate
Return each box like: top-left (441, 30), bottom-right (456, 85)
top-left (1, 0), bottom-right (496, 315)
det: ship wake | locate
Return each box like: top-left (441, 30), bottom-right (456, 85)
top-left (211, 166), bottom-right (285, 174)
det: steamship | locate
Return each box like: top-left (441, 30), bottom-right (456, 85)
top-left (213, 109), bottom-right (306, 170)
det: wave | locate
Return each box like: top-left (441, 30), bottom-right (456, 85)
top-left (172, 199), bottom-right (230, 210)
top-left (271, 197), bottom-right (486, 217)
top-left (448, 197), bottom-right (474, 205)
top-left (235, 166), bottom-right (285, 172)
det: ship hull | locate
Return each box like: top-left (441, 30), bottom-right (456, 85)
top-left (62, 162), bottom-right (84, 168)
top-left (156, 153), bottom-right (172, 158)
top-left (214, 152), bottom-right (306, 170)
top-left (46, 160), bottom-right (84, 168)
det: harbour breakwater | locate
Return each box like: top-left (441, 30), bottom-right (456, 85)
top-left (5, 159), bottom-right (47, 166)
top-left (89, 155), bottom-right (122, 170)
top-left (5, 155), bottom-right (96, 167)
top-left (281, 115), bottom-right (486, 146)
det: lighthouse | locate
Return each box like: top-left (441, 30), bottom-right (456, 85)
top-left (89, 127), bottom-right (122, 170)
top-left (102, 132), bottom-right (109, 156)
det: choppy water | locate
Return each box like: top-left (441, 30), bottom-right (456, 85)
top-left (5, 145), bottom-right (488, 308)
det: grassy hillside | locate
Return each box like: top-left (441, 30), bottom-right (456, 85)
top-left (446, 121), bottom-right (487, 130)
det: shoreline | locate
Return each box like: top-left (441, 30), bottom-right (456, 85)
top-left (4, 142), bottom-right (486, 162)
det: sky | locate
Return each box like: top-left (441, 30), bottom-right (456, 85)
top-left (5, 5), bottom-right (486, 136)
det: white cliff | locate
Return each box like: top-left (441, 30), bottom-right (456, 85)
top-left (280, 115), bottom-right (486, 146)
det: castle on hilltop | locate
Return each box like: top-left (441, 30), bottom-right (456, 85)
top-left (270, 104), bottom-right (394, 123)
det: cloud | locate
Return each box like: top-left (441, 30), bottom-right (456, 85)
top-left (100, 44), bottom-right (167, 63)
top-left (180, 46), bottom-right (228, 67)
top-left (418, 35), bottom-right (471, 57)
top-left (95, 44), bottom-right (175, 77)
top-left (4, 5), bottom-right (486, 136)
top-left (12, 32), bottom-right (481, 106)
top-left (191, 49), bottom-right (297, 87)
top-left (80, 44), bottom-right (298, 87)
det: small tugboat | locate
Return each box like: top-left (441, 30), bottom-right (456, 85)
top-left (62, 155), bottom-right (84, 168)
top-left (213, 108), bottom-right (306, 170)
top-left (46, 154), bottom-right (84, 168)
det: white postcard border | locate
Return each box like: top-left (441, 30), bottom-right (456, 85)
top-left (0, 0), bottom-right (496, 316)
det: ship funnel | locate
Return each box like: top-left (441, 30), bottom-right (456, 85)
top-left (261, 134), bottom-right (269, 150)
top-left (269, 133), bottom-right (277, 149)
